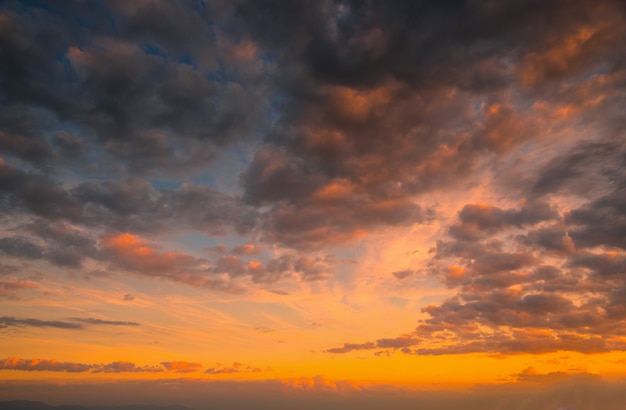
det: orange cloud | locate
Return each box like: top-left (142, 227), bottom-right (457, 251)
top-left (204, 362), bottom-right (262, 375)
top-left (161, 361), bottom-right (203, 373)
top-left (100, 233), bottom-right (215, 286)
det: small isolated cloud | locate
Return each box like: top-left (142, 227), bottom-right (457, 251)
top-left (391, 269), bottom-right (414, 280)
top-left (325, 342), bottom-right (376, 354)
top-left (70, 317), bottom-right (140, 326)
top-left (0, 357), bottom-right (95, 372)
top-left (0, 316), bottom-right (82, 329)
top-left (93, 361), bottom-right (163, 373)
top-left (230, 243), bottom-right (262, 256)
top-left (514, 366), bottom-right (600, 384)
top-left (205, 362), bottom-right (262, 375)
top-left (0, 316), bottom-right (140, 329)
top-left (327, 335), bottom-right (422, 354)
top-left (161, 361), bottom-right (203, 373)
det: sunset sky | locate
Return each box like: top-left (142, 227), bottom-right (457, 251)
top-left (1, 0), bottom-right (626, 409)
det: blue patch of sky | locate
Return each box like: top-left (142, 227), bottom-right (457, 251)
top-left (174, 231), bottom-right (256, 257)
top-left (190, 142), bottom-right (257, 194)
top-left (150, 179), bottom-right (184, 191)
top-left (205, 60), bottom-right (232, 85)
top-left (16, 0), bottom-right (111, 31)
top-left (178, 54), bottom-right (197, 68)
top-left (581, 64), bottom-right (610, 80)
top-left (108, 15), bottom-right (117, 35)
top-left (267, 90), bottom-right (288, 127)
top-left (56, 54), bottom-right (81, 86)
top-left (140, 43), bottom-right (169, 60)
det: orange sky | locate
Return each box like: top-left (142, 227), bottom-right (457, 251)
top-left (1, 1), bottom-right (626, 408)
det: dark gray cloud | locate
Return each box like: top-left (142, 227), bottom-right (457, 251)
top-left (0, 161), bottom-right (83, 221)
top-left (2, 0), bottom-right (625, 255)
top-left (69, 318), bottom-right (140, 327)
top-left (73, 178), bottom-right (258, 235)
top-left (0, 317), bottom-right (82, 330)
top-left (0, 237), bottom-right (44, 260)
top-left (0, 357), bottom-right (96, 373)
top-left (449, 201), bottom-right (558, 240)
top-left (0, 316), bottom-right (140, 329)
top-left (233, 0), bottom-right (625, 249)
top-left (0, 0), bottom-right (268, 175)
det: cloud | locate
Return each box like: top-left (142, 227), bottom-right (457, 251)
top-left (69, 318), bottom-right (140, 327)
top-left (0, 317), bottom-right (82, 330)
top-left (0, 2), bottom-right (269, 175)
top-left (0, 357), bottom-right (95, 372)
top-left (0, 357), bottom-right (172, 374)
top-left (448, 201), bottom-right (558, 240)
top-left (513, 366), bottom-right (601, 384)
top-left (0, 317), bottom-right (140, 329)
top-left (325, 342), bottom-right (376, 354)
top-left (0, 280), bottom-right (38, 292)
top-left (327, 140), bottom-right (626, 356)
top-left (0, 160), bottom-right (82, 221)
top-left (93, 361), bottom-right (163, 374)
top-left (160, 361), bottom-right (202, 373)
top-left (204, 362), bottom-right (262, 375)
top-left (391, 269), bottom-right (414, 280)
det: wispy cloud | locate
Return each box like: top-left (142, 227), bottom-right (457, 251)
top-left (0, 317), bottom-right (140, 329)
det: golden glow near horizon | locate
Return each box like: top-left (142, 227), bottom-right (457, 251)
top-left (1, 1), bottom-right (626, 408)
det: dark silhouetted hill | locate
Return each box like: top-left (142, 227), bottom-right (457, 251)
top-left (0, 401), bottom-right (191, 410)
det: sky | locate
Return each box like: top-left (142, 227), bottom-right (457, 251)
top-left (1, 0), bottom-right (626, 409)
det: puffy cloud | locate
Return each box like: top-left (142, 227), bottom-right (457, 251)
top-left (327, 141), bottom-right (626, 356)
top-left (0, 161), bottom-right (82, 221)
top-left (0, 1), bottom-right (269, 175)
top-left (448, 201), bottom-right (558, 240)
top-left (73, 179), bottom-right (258, 235)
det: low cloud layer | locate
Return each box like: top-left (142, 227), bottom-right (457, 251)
top-left (2, 376), bottom-right (626, 410)
top-left (0, 357), bottom-right (256, 375)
